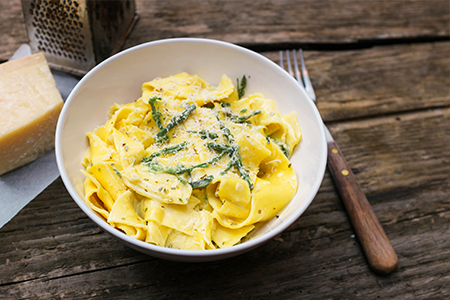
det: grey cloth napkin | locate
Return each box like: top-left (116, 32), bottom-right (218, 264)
top-left (0, 44), bottom-right (79, 228)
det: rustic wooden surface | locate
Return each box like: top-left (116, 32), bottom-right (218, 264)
top-left (2, 0), bottom-right (450, 61)
top-left (1, 0), bottom-right (449, 299)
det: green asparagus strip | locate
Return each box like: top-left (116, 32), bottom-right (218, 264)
top-left (231, 148), bottom-right (253, 189)
top-left (200, 130), bottom-right (218, 140)
top-left (187, 130), bottom-right (218, 140)
top-left (207, 119), bottom-right (254, 189)
top-left (142, 142), bottom-right (188, 163)
top-left (206, 142), bottom-right (233, 153)
top-left (236, 109), bottom-right (261, 123)
top-left (176, 175), bottom-right (188, 185)
top-left (220, 160), bottom-right (235, 175)
top-left (214, 115), bottom-right (234, 144)
top-left (207, 151), bottom-right (227, 165)
top-left (237, 75), bottom-right (247, 99)
top-left (214, 144), bottom-right (253, 190)
top-left (155, 104), bottom-right (197, 142)
top-left (190, 175), bottom-right (214, 189)
top-left (147, 162), bottom-right (196, 175)
top-left (148, 97), bottom-right (164, 129)
top-left (270, 138), bottom-right (290, 158)
top-left (147, 152), bottom-right (225, 175)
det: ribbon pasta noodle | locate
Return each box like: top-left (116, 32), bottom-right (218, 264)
top-left (82, 72), bottom-right (302, 250)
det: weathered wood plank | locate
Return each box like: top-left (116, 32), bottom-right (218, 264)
top-left (1, 0), bottom-right (449, 61)
top-left (126, 0), bottom-right (450, 47)
top-left (262, 42), bottom-right (450, 122)
top-left (4, 6), bottom-right (448, 124)
top-left (1, 195), bottom-right (449, 299)
top-left (0, 0), bottom-right (29, 60)
top-left (0, 108), bottom-right (448, 299)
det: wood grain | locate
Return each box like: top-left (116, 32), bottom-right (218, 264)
top-left (1, 107), bottom-right (448, 299)
top-left (262, 42), bottom-right (450, 122)
top-left (126, 0), bottom-right (450, 46)
top-left (1, 0), bottom-right (449, 60)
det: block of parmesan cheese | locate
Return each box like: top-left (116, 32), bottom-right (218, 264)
top-left (0, 52), bottom-right (63, 176)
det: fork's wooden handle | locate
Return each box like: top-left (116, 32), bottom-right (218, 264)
top-left (327, 141), bottom-right (399, 275)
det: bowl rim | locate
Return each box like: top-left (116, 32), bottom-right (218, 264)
top-left (55, 37), bottom-right (327, 259)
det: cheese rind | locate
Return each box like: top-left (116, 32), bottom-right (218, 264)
top-left (0, 53), bottom-right (63, 175)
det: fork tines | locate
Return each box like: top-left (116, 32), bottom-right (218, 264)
top-left (279, 49), bottom-right (317, 102)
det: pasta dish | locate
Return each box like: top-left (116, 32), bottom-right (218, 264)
top-left (82, 72), bottom-right (301, 249)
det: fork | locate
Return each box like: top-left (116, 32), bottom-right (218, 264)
top-left (280, 50), bottom-right (398, 275)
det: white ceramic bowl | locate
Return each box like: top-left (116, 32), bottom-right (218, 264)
top-left (55, 38), bottom-right (327, 262)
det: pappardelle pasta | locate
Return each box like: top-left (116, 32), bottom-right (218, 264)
top-left (82, 72), bottom-right (301, 250)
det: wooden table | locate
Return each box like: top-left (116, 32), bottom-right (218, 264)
top-left (1, 0), bottom-right (449, 298)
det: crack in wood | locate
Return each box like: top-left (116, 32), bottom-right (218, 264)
top-left (241, 36), bottom-right (450, 52)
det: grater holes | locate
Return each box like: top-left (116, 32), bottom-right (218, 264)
top-left (29, 0), bottom-right (88, 62)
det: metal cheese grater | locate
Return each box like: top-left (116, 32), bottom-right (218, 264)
top-left (21, 0), bottom-right (139, 76)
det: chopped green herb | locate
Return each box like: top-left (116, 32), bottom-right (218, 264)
top-left (112, 167), bottom-right (122, 178)
top-left (240, 108), bottom-right (247, 113)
